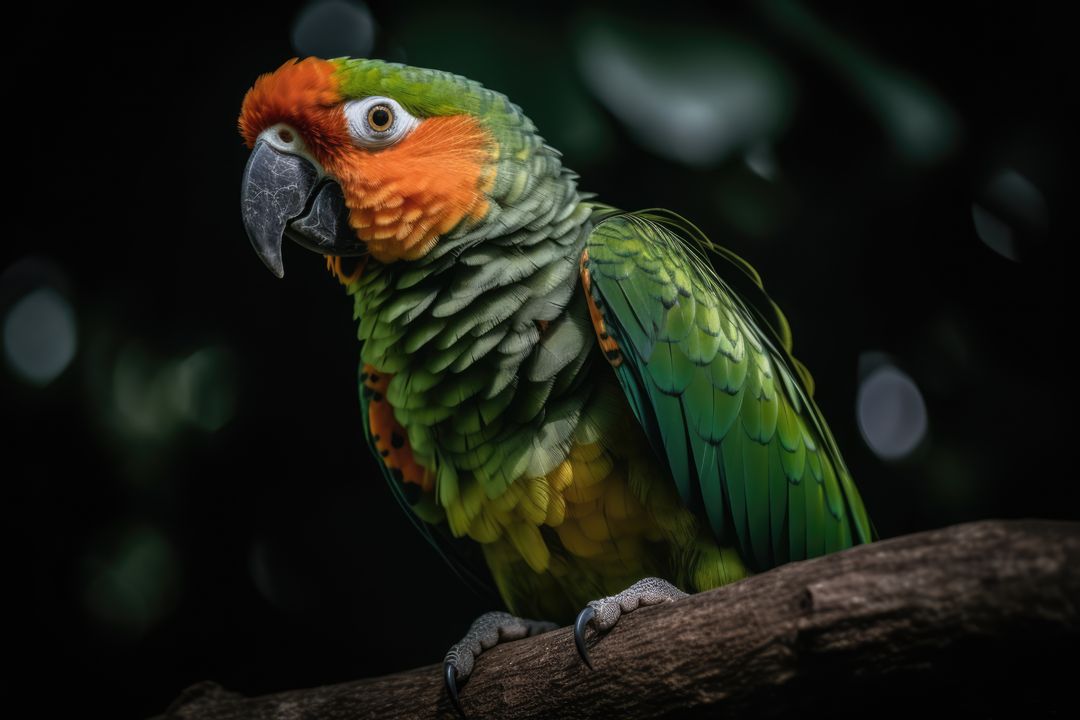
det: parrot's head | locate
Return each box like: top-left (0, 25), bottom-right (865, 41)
top-left (239, 57), bottom-right (558, 278)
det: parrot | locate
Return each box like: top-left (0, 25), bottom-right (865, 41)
top-left (238, 57), bottom-right (874, 711)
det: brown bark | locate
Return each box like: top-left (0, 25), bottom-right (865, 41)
top-left (160, 520), bottom-right (1080, 719)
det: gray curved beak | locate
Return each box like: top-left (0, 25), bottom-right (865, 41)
top-left (240, 140), bottom-right (319, 278)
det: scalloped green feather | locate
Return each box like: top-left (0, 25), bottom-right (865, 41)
top-left (768, 442), bottom-right (789, 566)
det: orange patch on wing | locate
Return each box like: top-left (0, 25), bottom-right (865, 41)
top-left (322, 115), bottom-right (494, 263)
top-left (580, 249), bottom-right (624, 367)
top-left (238, 57), bottom-right (350, 161)
top-left (364, 365), bottom-right (433, 492)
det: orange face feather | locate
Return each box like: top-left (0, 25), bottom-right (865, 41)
top-left (328, 115), bottom-right (494, 262)
top-left (239, 59), bottom-right (495, 264)
top-left (239, 58), bottom-right (347, 159)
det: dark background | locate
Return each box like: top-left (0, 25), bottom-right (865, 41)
top-left (4, 1), bottom-right (1069, 716)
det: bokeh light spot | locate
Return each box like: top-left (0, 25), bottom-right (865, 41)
top-left (972, 169), bottom-right (1048, 261)
top-left (3, 287), bottom-right (76, 386)
top-left (757, 0), bottom-right (960, 166)
top-left (112, 344), bottom-right (171, 438)
top-left (868, 71), bottom-right (959, 165)
top-left (857, 364), bottom-right (928, 461)
top-left (172, 347), bottom-right (237, 433)
top-left (578, 20), bottom-right (792, 166)
top-left (249, 541), bottom-right (277, 609)
top-left (744, 142), bottom-right (779, 180)
top-left (292, 0), bottom-right (375, 59)
top-left (82, 526), bottom-right (179, 639)
top-left (971, 203), bottom-right (1017, 261)
top-left (110, 344), bottom-right (237, 441)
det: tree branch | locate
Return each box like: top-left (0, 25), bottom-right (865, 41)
top-left (160, 520), bottom-right (1080, 719)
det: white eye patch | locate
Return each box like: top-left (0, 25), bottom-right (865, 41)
top-left (343, 96), bottom-right (419, 149)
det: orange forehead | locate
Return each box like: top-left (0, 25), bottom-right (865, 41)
top-left (238, 58), bottom-right (346, 157)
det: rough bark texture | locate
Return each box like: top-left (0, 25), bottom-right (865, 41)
top-left (160, 520), bottom-right (1080, 719)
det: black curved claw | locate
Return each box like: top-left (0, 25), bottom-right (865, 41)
top-left (444, 661), bottom-right (466, 718)
top-left (574, 606), bottom-right (597, 670)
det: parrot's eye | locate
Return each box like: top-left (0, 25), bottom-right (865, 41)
top-left (344, 97), bottom-right (418, 149)
top-left (368, 105), bottom-right (393, 132)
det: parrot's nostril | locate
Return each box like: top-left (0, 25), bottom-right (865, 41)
top-left (278, 129), bottom-right (294, 144)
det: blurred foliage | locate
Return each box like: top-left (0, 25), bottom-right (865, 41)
top-left (3, 0), bottom-right (1068, 717)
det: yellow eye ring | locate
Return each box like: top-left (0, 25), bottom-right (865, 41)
top-left (367, 105), bottom-right (394, 132)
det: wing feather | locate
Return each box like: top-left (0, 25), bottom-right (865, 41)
top-left (583, 210), bottom-right (873, 571)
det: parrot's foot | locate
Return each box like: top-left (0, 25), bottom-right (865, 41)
top-left (444, 611), bottom-right (557, 717)
top-left (574, 577), bottom-right (688, 669)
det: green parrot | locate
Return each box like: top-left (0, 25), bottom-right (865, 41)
top-left (239, 57), bottom-right (874, 709)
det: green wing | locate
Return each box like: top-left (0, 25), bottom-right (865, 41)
top-left (583, 209), bottom-right (873, 572)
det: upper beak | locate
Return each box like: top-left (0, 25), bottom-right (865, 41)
top-left (240, 140), bottom-right (319, 278)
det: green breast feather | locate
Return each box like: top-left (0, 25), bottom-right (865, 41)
top-left (583, 209), bottom-right (874, 572)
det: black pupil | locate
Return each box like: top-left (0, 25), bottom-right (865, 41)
top-left (371, 108), bottom-right (391, 129)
